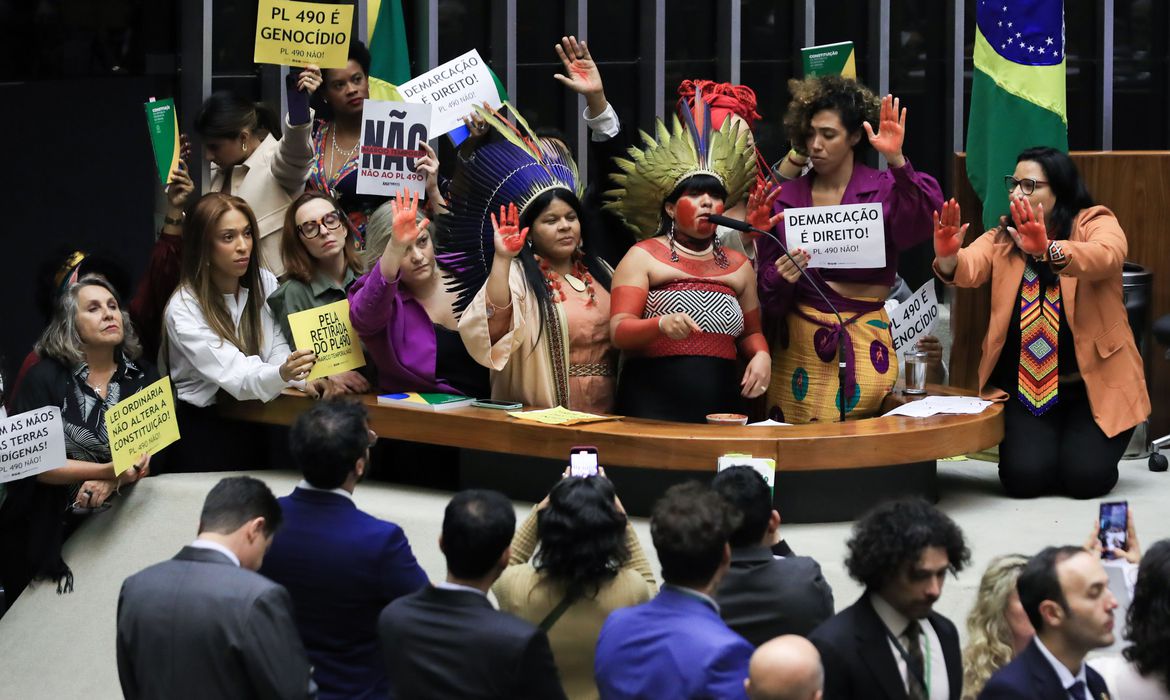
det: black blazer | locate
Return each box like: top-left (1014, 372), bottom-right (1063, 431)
top-left (378, 585), bottom-right (567, 700)
top-left (715, 545), bottom-right (835, 645)
top-left (809, 593), bottom-right (963, 700)
top-left (978, 638), bottom-right (1111, 700)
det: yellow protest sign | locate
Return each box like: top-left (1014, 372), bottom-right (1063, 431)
top-left (105, 376), bottom-right (181, 476)
top-left (287, 298), bottom-right (366, 380)
top-left (254, 0), bottom-right (354, 69)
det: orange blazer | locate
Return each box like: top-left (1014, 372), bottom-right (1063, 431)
top-left (936, 205), bottom-right (1150, 437)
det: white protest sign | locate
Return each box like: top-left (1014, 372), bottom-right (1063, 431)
top-left (397, 49), bottom-right (502, 136)
top-left (889, 280), bottom-right (939, 352)
top-left (783, 203), bottom-right (886, 269)
top-left (0, 407), bottom-right (67, 484)
top-left (356, 100), bottom-right (432, 198)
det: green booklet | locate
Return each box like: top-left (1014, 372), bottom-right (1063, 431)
top-left (144, 97), bottom-right (179, 185)
top-left (801, 41), bottom-right (856, 78)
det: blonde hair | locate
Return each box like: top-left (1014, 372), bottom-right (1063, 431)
top-left (962, 554), bottom-right (1030, 700)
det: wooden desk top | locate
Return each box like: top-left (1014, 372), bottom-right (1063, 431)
top-left (220, 385), bottom-right (1003, 472)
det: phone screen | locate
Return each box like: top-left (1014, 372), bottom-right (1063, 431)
top-left (569, 447), bottom-right (598, 477)
top-left (1098, 501), bottom-right (1128, 558)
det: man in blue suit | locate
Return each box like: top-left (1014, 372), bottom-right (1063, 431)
top-left (979, 546), bottom-right (1117, 700)
top-left (595, 481), bottom-right (753, 700)
top-left (260, 400), bottom-right (429, 700)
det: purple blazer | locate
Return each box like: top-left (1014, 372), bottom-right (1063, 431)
top-left (347, 267), bottom-right (460, 394)
top-left (757, 160), bottom-right (944, 318)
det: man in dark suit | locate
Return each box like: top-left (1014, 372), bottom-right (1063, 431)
top-left (809, 499), bottom-right (969, 700)
top-left (378, 489), bottom-right (566, 700)
top-left (979, 546), bottom-right (1117, 700)
top-left (594, 482), bottom-right (754, 699)
top-left (116, 476), bottom-right (315, 700)
top-left (260, 400), bottom-right (429, 700)
top-left (712, 466), bottom-right (834, 643)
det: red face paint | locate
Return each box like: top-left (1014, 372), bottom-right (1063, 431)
top-left (675, 197), bottom-right (724, 237)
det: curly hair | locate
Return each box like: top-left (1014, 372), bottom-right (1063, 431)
top-left (534, 477), bottom-right (629, 594)
top-left (783, 74), bottom-right (880, 156)
top-left (36, 275), bottom-right (143, 366)
top-left (1124, 539), bottom-right (1170, 692)
top-left (961, 555), bottom-right (1030, 700)
top-left (845, 499), bottom-right (970, 590)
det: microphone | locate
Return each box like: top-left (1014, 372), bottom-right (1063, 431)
top-left (705, 213), bottom-right (851, 423)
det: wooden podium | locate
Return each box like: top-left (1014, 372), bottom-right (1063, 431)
top-left (950, 152), bottom-right (1170, 440)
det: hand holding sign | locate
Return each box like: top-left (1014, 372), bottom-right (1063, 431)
top-left (932, 198), bottom-right (967, 258)
top-left (280, 348), bottom-right (317, 382)
top-left (1009, 196), bottom-right (1048, 256)
top-left (492, 203), bottom-right (529, 257)
top-left (775, 248), bottom-right (812, 284)
top-left (863, 94), bottom-right (906, 166)
top-left (295, 64), bottom-right (323, 95)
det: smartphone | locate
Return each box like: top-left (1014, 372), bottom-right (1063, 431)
top-left (1098, 501), bottom-right (1128, 559)
top-left (569, 446), bottom-right (599, 477)
top-left (471, 399), bottom-right (523, 410)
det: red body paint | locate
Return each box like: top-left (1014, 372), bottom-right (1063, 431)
top-left (675, 197), bottom-right (724, 237)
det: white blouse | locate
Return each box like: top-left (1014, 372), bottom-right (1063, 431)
top-left (164, 269), bottom-right (292, 407)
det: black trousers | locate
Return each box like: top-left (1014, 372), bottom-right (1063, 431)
top-left (999, 382), bottom-right (1133, 499)
top-left (162, 400), bottom-right (285, 473)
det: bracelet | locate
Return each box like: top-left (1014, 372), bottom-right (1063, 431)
top-left (785, 149), bottom-right (808, 169)
top-left (164, 213), bottom-right (184, 226)
top-left (485, 293), bottom-right (513, 319)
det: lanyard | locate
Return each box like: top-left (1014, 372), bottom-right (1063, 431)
top-left (885, 625), bottom-right (932, 698)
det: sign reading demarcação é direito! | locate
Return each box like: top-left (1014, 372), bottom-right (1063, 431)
top-left (783, 202), bottom-right (887, 270)
top-left (0, 407), bottom-right (66, 484)
top-left (105, 376), bottom-right (181, 476)
top-left (254, 0), bottom-right (354, 69)
top-left (397, 49), bottom-right (503, 137)
top-left (356, 100), bottom-right (432, 198)
top-left (889, 280), bottom-right (939, 352)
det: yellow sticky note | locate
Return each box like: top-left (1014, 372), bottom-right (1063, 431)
top-left (506, 406), bottom-right (618, 426)
top-left (254, 0), bottom-right (354, 69)
top-left (287, 299), bottom-right (366, 380)
top-left (105, 376), bottom-right (181, 475)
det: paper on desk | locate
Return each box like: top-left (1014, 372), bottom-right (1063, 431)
top-left (507, 406), bottom-right (620, 426)
top-left (882, 396), bottom-right (993, 418)
top-left (748, 419), bottom-right (792, 427)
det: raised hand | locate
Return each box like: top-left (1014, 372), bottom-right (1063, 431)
top-left (166, 159), bottom-right (194, 210)
top-left (552, 35), bottom-right (603, 96)
top-left (492, 202), bottom-right (529, 258)
top-left (414, 141), bottom-right (441, 201)
top-left (297, 64), bottom-right (323, 95)
top-left (1008, 196), bottom-right (1048, 255)
top-left (932, 198), bottom-right (967, 258)
top-left (745, 178), bottom-right (782, 236)
top-left (863, 94), bottom-right (906, 164)
top-left (391, 190), bottom-right (430, 248)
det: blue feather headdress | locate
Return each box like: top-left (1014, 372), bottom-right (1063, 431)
top-left (436, 103), bottom-right (582, 313)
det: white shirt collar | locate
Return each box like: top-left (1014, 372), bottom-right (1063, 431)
top-left (1034, 636), bottom-right (1089, 694)
top-left (189, 539), bottom-right (241, 567)
top-left (296, 479), bottom-right (354, 502)
top-left (435, 581), bottom-right (488, 598)
top-left (870, 591), bottom-right (914, 637)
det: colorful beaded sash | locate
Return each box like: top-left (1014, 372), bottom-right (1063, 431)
top-left (1018, 264), bottom-right (1060, 415)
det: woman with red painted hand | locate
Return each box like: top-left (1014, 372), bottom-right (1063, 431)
top-left (2, 276), bottom-right (152, 600)
top-left (756, 76), bottom-right (944, 423)
top-left (195, 64), bottom-right (320, 277)
top-left (605, 98), bottom-right (770, 423)
top-left (348, 190), bottom-right (488, 398)
top-left (932, 147), bottom-right (1148, 498)
top-left (267, 191), bottom-right (370, 399)
top-left (163, 193), bottom-right (317, 472)
top-left (445, 105), bottom-right (615, 412)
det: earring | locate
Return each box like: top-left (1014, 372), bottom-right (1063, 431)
top-left (667, 220), bottom-right (679, 262)
top-left (712, 235), bottom-right (729, 268)
top-left (242, 143), bottom-right (248, 153)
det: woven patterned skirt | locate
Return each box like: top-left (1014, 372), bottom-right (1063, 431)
top-left (767, 302), bottom-right (898, 423)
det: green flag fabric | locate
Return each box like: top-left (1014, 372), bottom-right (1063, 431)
top-left (965, 1), bottom-right (1068, 231)
top-left (369, 0), bottom-right (411, 86)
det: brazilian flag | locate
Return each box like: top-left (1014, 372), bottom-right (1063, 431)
top-left (966, 0), bottom-right (1068, 230)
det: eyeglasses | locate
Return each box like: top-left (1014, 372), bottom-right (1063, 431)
top-left (298, 210), bottom-right (344, 238)
top-left (1003, 176), bottom-right (1049, 196)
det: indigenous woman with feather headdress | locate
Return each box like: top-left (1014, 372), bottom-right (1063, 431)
top-left (444, 106), bottom-right (616, 413)
top-left (605, 94), bottom-right (774, 423)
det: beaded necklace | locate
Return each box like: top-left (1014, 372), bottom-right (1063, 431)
top-left (535, 250), bottom-right (596, 306)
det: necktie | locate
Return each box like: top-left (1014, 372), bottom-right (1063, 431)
top-left (904, 621), bottom-right (927, 700)
top-left (1067, 680), bottom-right (1086, 700)
top-left (1018, 261), bottom-right (1060, 415)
